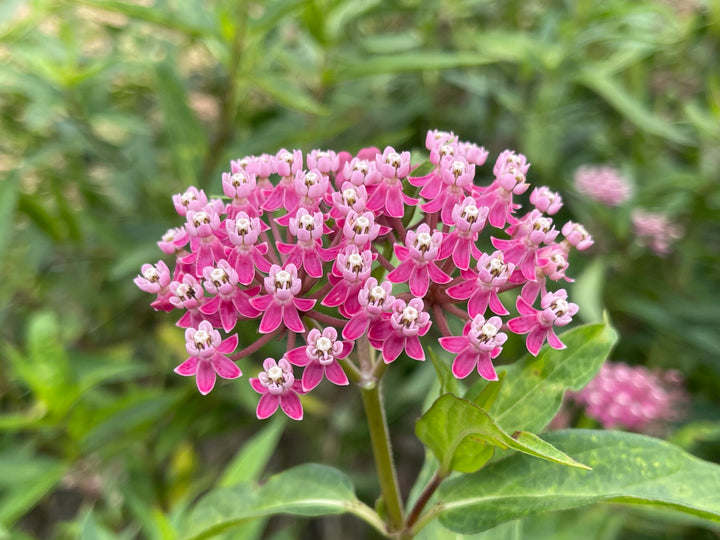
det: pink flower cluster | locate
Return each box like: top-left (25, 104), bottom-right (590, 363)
top-left (574, 165), bottom-right (632, 206)
top-left (135, 131), bottom-right (592, 420)
top-left (631, 209), bottom-right (683, 256)
top-left (570, 362), bottom-right (687, 433)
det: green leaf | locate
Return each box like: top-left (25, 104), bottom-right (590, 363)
top-left (471, 371), bottom-right (505, 410)
top-left (184, 464), bottom-right (383, 539)
top-left (0, 169), bottom-right (19, 266)
top-left (428, 348), bottom-right (459, 397)
top-left (409, 159), bottom-right (435, 179)
top-left (571, 260), bottom-right (606, 323)
top-left (577, 72), bottom-right (693, 145)
top-left (332, 52), bottom-right (497, 79)
top-left (416, 394), bottom-right (588, 475)
top-left (250, 74), bottom-right (326, 115)
top-left (467, 320), bottom-right (617, 434)
top-left (434, 430), bottom-right (720, 534)
top-left (218, 417), bottom-right (286, 488)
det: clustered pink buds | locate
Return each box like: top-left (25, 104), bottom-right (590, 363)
top-left (631, 209), bottom-right (683, 256)
top-left (570, 362), bottom-right (688, 433)
top-left (574, 165), bottom-right (633, 206)
top-left (136, 132), bottom-right (593, 421)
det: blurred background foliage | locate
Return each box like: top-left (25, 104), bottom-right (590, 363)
top-left (1, 0), bottom-right (719, 538)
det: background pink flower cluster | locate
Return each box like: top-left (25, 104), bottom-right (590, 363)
top-left (135, 130), bottom-right (593, 420)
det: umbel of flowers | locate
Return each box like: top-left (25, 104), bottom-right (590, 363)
top-left (135, 130), bottom-right (592, 420)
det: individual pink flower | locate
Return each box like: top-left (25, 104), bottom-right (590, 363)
top-left (562, 221), bottom-right (594, 251)
top-left (631, 209), bottom-right (682, 256)
top-left (157, 227), bottom-right (189, 255)
top-left (200, 260), bottom-right (260, 332)
top-left (286, 328), bottom-right (352, 391)
top-left (292, 168), bottom-right (330, 212)
top-left (224, 213), bottom-right (272, 284)
top-left (169, 273), bottom-right (212, 328)
top-left (507, 289), bottom-right (578, 356)
top-left (134, 260), bottom-right (173, 311)
top-left (182, 203), bottom-right (228, 274)
top-left (368, 298), bottom-right (431, 363)
top-left (174, 321), bottom-right (240, 395)
top-left (474, 150), bottom-right (530, 228)
top-left (387, 223), bottom-right (451, 297)
top-left (439, 315), bottom-right (507, 380)
top-left (323, 246), bottom-right (374, 316)
top-left (530, 186), bottom-right (563, 215)
top-left (520, 244), bottom-right (573, 303)
top-left (172, 186), bottom-right (208, 216)
top-left (458, 141), bottom-right (489, 166)
top-left (342, 278), bottom-right (395, 340)
top-left (340, 158), bottom-right (380, 188)
top-left (250, 358), bottom-right (305, 420)
top-left (491, 209), bottom-right (558, 281)
top-left (574, 165), bottom-right (632, 206)
top-left (366, 146), bottom-right (417, 218)
top-left (277, 209), bottom-right (331, 278)
top-left (437, 197), bottom-right (488, 270)
top-left (250, 264), bottom-right (316, 333)
top-left (329, 182), bottom-right (368, 219)
top-left (570, 362), bottom-right (687, 433)
top-left (307, 149), bottom-right (339, 174)
top-left (275, 148), bottom-right (303, 178)
top-left (222, 167), bottom-right (259, 218)
top-left (343, 210), bottom-right (381, 248)
top-left (420, 155), bottom-right (476, 224)
top-left (447, 251), bottom-right (515, 317)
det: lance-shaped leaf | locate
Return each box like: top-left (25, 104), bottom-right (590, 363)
top-left (433, 430), bottom-right (720, 534)
top-left (466, 320), bottom-right (618, 434)
top-left (184, 464), bottom-right (383, 539)
top-left (416, 394), bottom-right (588, 475)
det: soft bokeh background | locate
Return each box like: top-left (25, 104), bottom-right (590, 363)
top-left (1, 0), bottom-right (719, 538)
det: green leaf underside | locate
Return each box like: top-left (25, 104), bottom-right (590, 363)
top-left (467, 321), bottom-right (618, 434)
top-left (184, 464), bottom-right (377, 540)
top-left (416, 394), bottom-right (588, 474)
top-left (435, 430), bottom-right (720, 534)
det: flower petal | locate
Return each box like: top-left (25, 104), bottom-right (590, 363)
top-left (476, 353), bottom-right (499, 381)
top-left (405, 335), bottom-right (425, 361)
top-left (259, 301), bottom-right (283, 333)
top-left (301, 362), bottom-right (324, 391)
top-left (175, 356), bottom-right (199, 376)
top-left (452, 349), bottom-right (477, 379)
top-left (280, 393), bottom-right (303, 420)
top-left (196, 360), bottom-right (216, 395)
top-left (211, 354), bottom-right (242, 379)
top-left (257, 393), bottom-right (280, 419)
top-left (324, 361), bottom-right (349, 386)
top-left (382, 334), bottom-right (405, 363)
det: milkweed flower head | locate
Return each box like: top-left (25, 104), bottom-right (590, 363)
top-left (135, 130), bottom-right (592, 420)
top-left (569, 362), bottom-right (688, 434)
top-left (631, 209), bottom-right (683, 256)
top-left (574, 165), bottom-right (632, 206)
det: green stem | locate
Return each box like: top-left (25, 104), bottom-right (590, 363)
top-left (360, 380), bottom-right (404, 533)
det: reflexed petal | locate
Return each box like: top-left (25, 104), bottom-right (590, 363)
top-left (405, 335), bottom-right (425, 361)
top-left (322, 281), bottom-right (349, 307)
top-left (175, 356), bottom-right (199, 376)
top-left (387, 259), bottom-right (413, 284)
top-left (259, 301), bottom-right (283, 333)
top-left (427, 262), bottom-right (451, 284)
top-left (438, 336), bottom-right (468, 354)
top-left (338, 340), bottom-right (354, 359)
top-left (280, 393), bottom-right (303, 420)
top-left (507, 315), bottom-right (536, 334)
top-left (219, 301), bottom-right (238, 332)
top-left (217, 334), bottom-right (238, 354)
top-left (301, 362), bottom-right (324, 391)
top-left (368, 321), bottom-right (393, 341)
top-left (385, 187), bottom-right (405, 217)
top-left (257, 393), bottom-right (280, 419)
top-left (468, 291), bottom-right (491, 318)
top-left (283, 305), bottom-right (306, 333)
top-left (515, 296), bottom-right (537, 316)
top-left (447, 279), bottom-right (477, 300)
top-left (286, 346), bottom-right (310, 366)
top-left (324, 361), bottom-right (349, 386)
top-left (199, 295), bottom-right (220, 315)
top-left (235, 255), bottom-right (255, 285)
top-left (303, 250), bottom-right (323, 278)
top-left (250, 294), bottom-right (274, 310)
top-left (293, 297), bottom-right (316, 311)
top-left (526, 327), bottom-right (548, 356)
top-left (382, 334), bottom-right (405, 363)
top-left (488, 291), bottom-right (509, 316)
top-left (409, 265), bottom-right (430, 297)
top-left (452, 349), bottom-right (477, 379)
top-left (196, 360), bottom-right (216, 395)
top-left (211, 354), bottom-right (242, 379)
top-left (476, 354), bottom-right (499, 381)
top-left (546, 329), bottom-right (566, 350)
top-left (342, 314), bottom-right (370, 340)
top-left (250, 378), bottom-right (267, 394)
top-left (452, 240), bottom-right (471, 270)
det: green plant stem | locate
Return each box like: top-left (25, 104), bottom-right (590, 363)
top-left (360, 380), bottom-right (404, 533)
top-left (404, 470), bottom-right (445, 532)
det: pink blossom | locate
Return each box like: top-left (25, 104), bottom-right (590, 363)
top-left (458, 141), bottom-right (489, 166)
top-left (169, 273), bottom-right (212, 328)
top-left (277, 209), bottom-right (331, 278)
top-left (275, 148), bottom-right (303, 178)
top-left (387, 224), bottom-right (450, 297)
top-left (222, 168), bottom-right (259, 218)
top-left (574, 165), bottom-right (632, 206)
top-left (507, 289), bottom-right (578, 356)
top-left (520, 244), bottom-right (572, 303)
top-left (368, 298), bottom-right (431, 363)
top-left (307, 149), bottom-right (339, 174)
top-left (446, 251), bottom-right (515, 317)
top-left (329, 182), bottom-right (368, 219)
top-left (530, 186), bottom-right (563, 215)
top-left (172, 186), bottom-right (208, 216)
top-left (224, 213), bottom-right (272, 284)
top-left (343, 210), bottom-right (381, 248)
top-left (323, 246), bottom-right (374, 315)
top-left (293, 168), bottom-right (330, 211)
top-left (366, 146), bottom-right (417, 218)
top-left (286, 328), bottom-right (352, 391)
top-left (562, 221), bottom-right (594, 251)
top-left (439, 315), bottom-right (507, 380)
top-left (174, 321), bottom-right (240, 395)
top-left (157, 227), bottom-right (189, 255)
top-left (437, 197), bottom-right (488, 270)
top-left (200, 260), bottom-right (260, 332)
top-left (250, 358), bottom-right (305, 420)
top-left (342, 278), bottom-right (395, 340)
top-left (420, 155), bottom-right (476, 225)
top-left (474, 150), bottom-right (530, 228)
top-left (250, 264), bottom-right (316, 333)
top-left (340, 158), bottom-right (380, 188)
top-left (182, 204), bottom-right (228, 274)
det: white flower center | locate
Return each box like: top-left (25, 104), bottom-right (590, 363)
top-left (210, 268), bottom-right (227, 285)
top-left (143, 267), bottom-right (159, 282)
top-left (236, 218), bottom-right (250, 235)
top-left (480, 322), bottom-right (498, 339)
top-left (162, 230), bottom-right (176, 242)
top-left (452, 161), bottom-right (465, 176)
top-left (462, 204), bottom-right (479, 221)
top-left (192, 211), bottom-right (210, 226)
top-left (300, 214), bottom-right (315, 230)
top-left (354, 216), bottom-right (370, 234)
top-left (487, 257), bottom-right (505, 277)
top-left (305, 172), bottom-right (319, 186)
top-left (369, 285), bottom-right (386, 304)
top-left (354, 161), bottom-right (368, 173)
top-left (231, 172), bottom-right (246, 186)
top-left (280, 152), bottom-right (293, 163)
top-left (275, 270), bottom-right (292, 289)
top-left (402, 306), bottom-right (418, 324)
top-left (342, 188), bottom-right (357, 205)
top-left (181, 193), bottom-right (196, 205)
top-left (386, 152), bottom-right (401, 167)
top-left (552, 299), bottom-right (569, 316)
top-left (415, 232), bottom-right (432, 250)
top-left (267, 365), bottom-right (284, 383)
top-left (347, 253), bottom-right (363, 270)
top-left (440, 144), bottom-right (454, 157)
top-left (193, 330), bottom-right (211, 349)
top-left (510, 166), bottom-right (525, 183)
top-left (534, 218), bottom-right (551, 233)
top-left (316, 336), bottom-right (332, 353)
